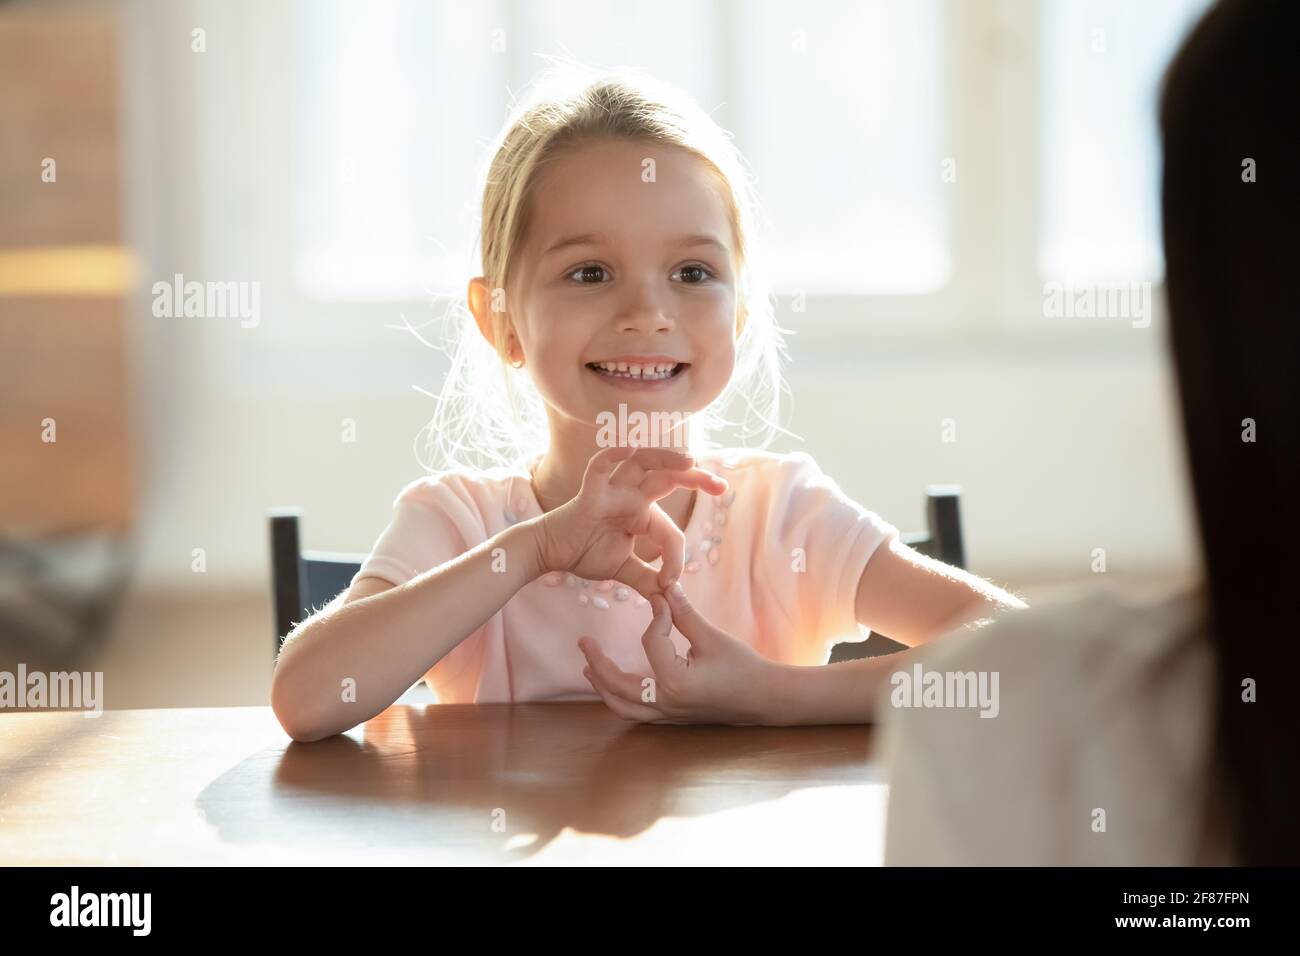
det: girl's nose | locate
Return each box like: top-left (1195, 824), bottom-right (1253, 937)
top-left (619, 311), bottom-right (673, 334)
top-left (616, 276), bottom-right (674, 333)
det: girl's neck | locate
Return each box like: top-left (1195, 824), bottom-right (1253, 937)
top-left (528, 420), bottom-right (601, 510)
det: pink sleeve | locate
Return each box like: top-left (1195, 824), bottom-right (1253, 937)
top-left (758, 452), bottom-right (900, 661)
top-left (351, 474), bottom-right (490, 700)
top-left (352, 475), bottom-right (480, 588)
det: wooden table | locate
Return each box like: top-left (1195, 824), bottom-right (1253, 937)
top-left (0, 702), bottom-right (887, 865)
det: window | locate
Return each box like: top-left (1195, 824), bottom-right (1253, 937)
top-left (292, 0), bottom-right (949, 300)
top-left (736, 0), bottom-right (948, 294)
top-left (1038, 0), bottom-right (1214, 282)
top-left (294, 0), bottom-right (508, 300)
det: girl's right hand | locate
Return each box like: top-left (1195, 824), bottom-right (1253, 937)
top-left (535, 445), bottom-right (729, 600)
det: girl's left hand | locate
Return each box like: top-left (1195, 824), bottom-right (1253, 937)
top-left (578, 584), bottom-right (780, 725)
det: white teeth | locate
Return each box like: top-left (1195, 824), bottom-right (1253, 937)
top-left (589, 360), bottom-right (681, 381)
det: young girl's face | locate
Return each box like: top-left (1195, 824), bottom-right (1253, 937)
top-left (505, 138), bottom-right (739, 439)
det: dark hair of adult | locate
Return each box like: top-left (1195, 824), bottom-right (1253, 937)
top-left (1159, 0), bottom-right (1300, 865)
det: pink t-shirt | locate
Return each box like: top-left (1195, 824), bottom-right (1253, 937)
top-left (352, 449), bottom-right (899, 703)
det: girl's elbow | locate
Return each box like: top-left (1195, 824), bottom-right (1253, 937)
top-left (271, 665), bottom-right (333, 742)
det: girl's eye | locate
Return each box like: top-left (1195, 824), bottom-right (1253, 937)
top-left (568, 263), bottom-right (610, 284)
top-left (673, 263), bottom-right (715, 284)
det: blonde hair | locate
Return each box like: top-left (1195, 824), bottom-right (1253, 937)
top-left (416, 64), bottom-right (789, 473)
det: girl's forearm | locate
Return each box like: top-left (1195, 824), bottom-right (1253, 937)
top-left (763, 645), bottom-right (929, 726)
top-left (272, 517), bottom-right (546, 741)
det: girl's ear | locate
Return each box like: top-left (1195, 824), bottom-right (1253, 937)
top-left (467, 276), bottom-right (496, 346)
top-left (503, 326), bottom-right (524, 367)
top-left (467, 276), bottom-right (524, 366)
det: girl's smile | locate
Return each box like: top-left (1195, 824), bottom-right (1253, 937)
top-left (584, 354), bottom-right (691, 390)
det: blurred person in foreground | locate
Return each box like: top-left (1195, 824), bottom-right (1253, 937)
top-left (879, 0), bottom-right (1299, 865)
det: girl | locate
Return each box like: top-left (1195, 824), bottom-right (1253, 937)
top-left (270, 67), bottom-right (1024, 742)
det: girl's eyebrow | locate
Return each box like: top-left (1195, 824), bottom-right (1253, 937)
top-left (542, 233), bottom-right (728, 258)
top-left (542, 233), bottom-right (603, 258)
top-left (677, 234), bottom-right (729, 254)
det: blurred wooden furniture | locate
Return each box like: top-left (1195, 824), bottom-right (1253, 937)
top-left (0, 9), bottom-right (134, 663)
top-left (0, 7), bottom-right (132, 536)
top-left (900, 485), bottom-right (966, 570)
top-left (0, 703), bottom-right (887, 865)
top-left (269, 509), bottom-right (365, 659)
